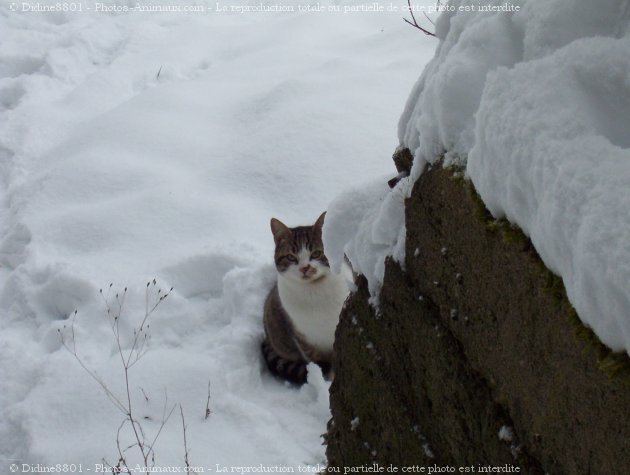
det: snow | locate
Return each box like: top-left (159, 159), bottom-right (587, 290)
top-left (350, 416), bottom-right (360, 431)
top-left (498, 425), bottom-right (515, 443)
top-left (323, 175), bottom-right (410, 304)
top-left (327, 0), bottom-right (630, 358)
top-left (0, 0), bottom-right (437, 470)
top-left (399, 0), bottom-right (630, 353)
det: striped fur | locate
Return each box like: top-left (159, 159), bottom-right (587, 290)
top-left (262, 212), bottom-right (343, 385)
top-left (261, 338), bottom-right (308, 384)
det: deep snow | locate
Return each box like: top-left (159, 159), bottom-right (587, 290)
top-left (0, 0), bottom-right (437, 471)
top-left (400, 0), bottom-right (630, 354)
top-left (327, 0), bottom-right (630, 356)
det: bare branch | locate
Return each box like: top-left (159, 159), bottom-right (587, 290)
top-left (59, 314), bottom-right (127, 414)
top-left (422, 10), bottom-right (435, 26)
top-left (205, 380), bottom-right (212, 420)
top-left (180, 405), bottom-right (194, 474)
top-left (114, 420), bottom-right (132, 474)
top-left (403, 0), bottom-right (437, 37)
top-left (62, 281), bottom-right (178, 475)
top-left (145, 389), bottom-right (176, 468)
top-left (140, 387), bottom-right (149, 403)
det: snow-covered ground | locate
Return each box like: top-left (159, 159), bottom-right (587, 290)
top-left (0, 1), bottom-right (437, 471)
top-left (328, 0), bottom-right (630, 355)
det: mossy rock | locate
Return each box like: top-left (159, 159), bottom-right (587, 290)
top-left (327, 150), bottom-right (630, 474)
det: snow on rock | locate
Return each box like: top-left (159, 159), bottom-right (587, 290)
top-left (323, 174), bottom-right (412, 304)
top-left (468, 35), bottom-right (630, 352)
top-left (399, 1), bottom-right (524, 168)
top-left (397, 0), bottom-right (630, 353)
top-left (0, 0), bottom-right (438, 468)
top-left (498, 425), bottom-right (515, 443)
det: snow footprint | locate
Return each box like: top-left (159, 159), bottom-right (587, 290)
top-left (0, 222), bottom-right (31, 269)
top-left (0, 55), bottom-right (47, 110)
top-left (0, 55), bottom-right (46, 79)
top-left (160, 252), bottom-right (247, 300)
top-left (0, 80), bottom-right (26, 110)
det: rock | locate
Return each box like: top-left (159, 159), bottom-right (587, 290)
top-left (326, 151), bottom-right (630, 473)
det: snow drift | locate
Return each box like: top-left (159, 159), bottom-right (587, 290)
top-left (327, 0), bottom-right (630, 354)
top-left (0, 0), bottom-right (437, 469)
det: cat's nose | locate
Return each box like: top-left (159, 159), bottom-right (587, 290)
top-left (299, 265), bottom-right (311, 275)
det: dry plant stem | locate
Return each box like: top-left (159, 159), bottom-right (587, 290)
top-left (403, 0), bottom-right (438, 37)
top-left (115, 419), bottom-right (132, 474)
top-left (147, 390), bottom-right (176, 459)
top-left (61, 311), bottom-right (127, 414)
top-left (115, 283), bottom-right (174, 474)
top-left (61, 281), bottom-right (174, 475)
top-left (205, 380), bottom-right (212, 420)
top-left (180, 405), bottom-right (194, 474)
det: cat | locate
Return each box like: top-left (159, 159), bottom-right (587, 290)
top-left (262, 212), bottom-right (353, 384)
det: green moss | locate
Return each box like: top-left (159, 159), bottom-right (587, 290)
top-left (535, 259), bottom-right (630, 384)
top-left (499, 222), bottom-right (528, 247)
top-left (442, 164), bottom-right (630, 386)
top-left (402, 150), bottom-right (630, 386)
top-left (466, 181), bottom-right (495, 226)
top-left (568, 310), bottom-right (630, 384)
top-left (445, 163), bottom-right (465, 184)
top-left (539, 266), bottom-right (566, 307)
top-left (465, 182), bottom-right (529, 250)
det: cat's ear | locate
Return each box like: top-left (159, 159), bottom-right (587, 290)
top-left (270, 218), bottom-right (291, 244)
top-left (314, 212), bottom-right (326, 232)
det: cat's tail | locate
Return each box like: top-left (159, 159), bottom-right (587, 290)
top-left (261, 339), bottom-right (307, 385)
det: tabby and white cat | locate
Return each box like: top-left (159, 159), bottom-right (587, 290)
top-left (262, 212), bottom-right (353, 384)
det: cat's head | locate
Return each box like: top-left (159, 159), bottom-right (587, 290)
top-left (270, 212), bottom-right (329, 284)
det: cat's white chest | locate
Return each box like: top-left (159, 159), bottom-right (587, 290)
top-left (277, 264), bottom-right (352, 353)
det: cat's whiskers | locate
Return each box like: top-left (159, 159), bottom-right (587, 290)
top-left (263, 212), bottom-right (353, 384)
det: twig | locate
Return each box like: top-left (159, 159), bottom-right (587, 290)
top-left (422, 10), bottom-right (435, 26)
top-left (140, 387), bottom-right (149, 403)
top-left (403, 0), bottom-right (437, 37)
top-left (180, 405), bottom-right (194, 474)
top-left (61, 281), bottom-right (177, 475)
top-left (59, 312), bottom-right (127, 414)
top-left (146, 390), bottom-right (176, 462)
top-left (204, 380), bottom-right (212, 420)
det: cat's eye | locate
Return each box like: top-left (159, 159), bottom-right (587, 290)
top-left (282, 255), bottom-right (298, 263)
top-left (310, 250), bottom-right (323, 260)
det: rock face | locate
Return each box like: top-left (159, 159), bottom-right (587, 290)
top-left (326, 151), bottom-right (630, 474)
